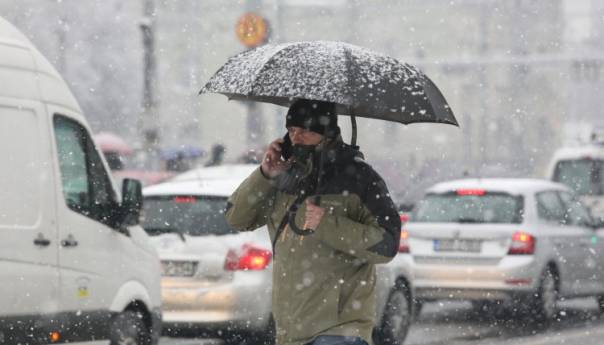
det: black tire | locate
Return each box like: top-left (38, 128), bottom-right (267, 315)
top-left (412, 299), bottom-right (423, 319)
top-left (374, 281), bottom-right (412, 345)
top-left (222, 317), bottom-right (275, 345)
top-left (471, 300), bottom-right (507, 320)
top-left (597, 295), bottom-right (604, 313)
top-left (520, 268), bottom-right (558, 326)
top-left (109, 311), bottom-right (151, 345)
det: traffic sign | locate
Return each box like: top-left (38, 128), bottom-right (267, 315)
top-left (235, 12), bottom-right (269, 48)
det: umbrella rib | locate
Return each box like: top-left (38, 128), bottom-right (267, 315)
top-left (246, 43), bottom-right (293, 98)
top-left (343, 47), bottom-right (359, 146)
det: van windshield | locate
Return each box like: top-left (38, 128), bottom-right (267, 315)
top-left (553, 159), bottom-right (603, 196)
top-left (411, 192), bottom-right (524, 224)
top-left (142, 195), bottom-right (237, 236)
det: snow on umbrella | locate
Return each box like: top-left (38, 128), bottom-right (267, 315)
top-left (93, 132), bottom-right (133, 155)
top-left (200, 41), bottom-right (458, 143)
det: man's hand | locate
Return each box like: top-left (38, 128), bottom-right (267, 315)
top-left (304, 198), bottom-right (326, 230)
top-left (260, 138), bottom-right (290, 178)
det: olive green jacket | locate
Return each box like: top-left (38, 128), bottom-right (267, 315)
top-left (225, 144), bottom-right (400, 345)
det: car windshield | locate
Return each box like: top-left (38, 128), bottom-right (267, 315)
top-left (553, 159), bottom-right (603, 196)
top-left (411, 192), bottom-right (524, 224)
top-left (142, 195), bottom-right (237, 236)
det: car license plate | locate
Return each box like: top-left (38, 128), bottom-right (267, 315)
top-left (433, 239), bottom-right (482, 253)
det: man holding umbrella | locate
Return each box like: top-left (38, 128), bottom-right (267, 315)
top-left (203, 40), bottom-right (458, 345)
top-left (225, 98), bottom-right (401, 345)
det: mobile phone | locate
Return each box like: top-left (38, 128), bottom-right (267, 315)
top-left (280, 132), bottom-right (293, 160)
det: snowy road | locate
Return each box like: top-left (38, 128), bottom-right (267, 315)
top-left (160, 298), bottom-right (604, 345)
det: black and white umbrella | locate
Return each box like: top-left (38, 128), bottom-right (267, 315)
top-left (200, 41), bottom-right (458, 144)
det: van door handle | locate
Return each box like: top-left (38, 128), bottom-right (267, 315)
top-left (33, 233), bottom-right (51, 247)
top-left (61, 234), bottom-right (78, 247)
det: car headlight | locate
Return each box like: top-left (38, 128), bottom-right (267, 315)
top-left (161, 260), bottom-right (198, 277)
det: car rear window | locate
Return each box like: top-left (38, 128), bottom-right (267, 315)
top-left (553, 159), bottom-right (603, 196)
top-left (142, 195), bottom-right (237, 236)
top-left (411, 191), bottom-right (524, 224)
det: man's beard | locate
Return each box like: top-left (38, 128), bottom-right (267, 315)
top-left (274, 144), bottom-right (317, 192)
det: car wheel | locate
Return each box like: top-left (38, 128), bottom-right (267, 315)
top-left (374, 281), bottom-right (412, 345)
top-left (109, 311), bottom-right (151, 345)
top-left (412, 299), bottom-right (423, 319)
top-left (471, 300), bottom-right (508, 320)
top-left (597, 295), bottom-right (604, 313)
top-left (222, 317), bottom-right (275, 345)
top-left (529, 268), bottom-right (558, 324)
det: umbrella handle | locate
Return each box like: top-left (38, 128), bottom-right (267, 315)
top-left (288, 212), bottom-right (315, 236)
top-left (350, 114), bottom-right (357, 147)
top-left (287, 196), bottom-right (321, 236)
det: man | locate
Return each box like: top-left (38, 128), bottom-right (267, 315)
top-left (225, 99), bottom-right (401, 345)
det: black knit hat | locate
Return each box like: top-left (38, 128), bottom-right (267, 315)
top-left (285, 99), bottom-right (339, 137)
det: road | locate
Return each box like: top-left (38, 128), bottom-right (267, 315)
top-left (160, 298), bottom-right (604, 345)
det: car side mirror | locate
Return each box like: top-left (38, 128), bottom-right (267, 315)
top-left (120, 178), bottom-right (143, 228)
top-left (398, 203), bottom-right (414, 213)
top-left (592, 216), bottom-right (604, 230)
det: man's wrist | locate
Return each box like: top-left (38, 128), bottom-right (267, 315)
top-left (259, 165), bottom-right (272, 179)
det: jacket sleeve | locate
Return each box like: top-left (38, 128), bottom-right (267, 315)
top-left (225, 167), bottom-right (276, 231)
top-left (314, 169), bottom-right (401, 264)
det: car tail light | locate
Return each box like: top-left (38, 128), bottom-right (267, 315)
top-left (399, 213), bottom-right (409, 224)
top-left (456, 189), bottom-right (486, 196)
top-left (174, 196), bottom-right (196, 203)
top-left (224, 244), bottom-right (272, 271)
top-left (508, 231), bottom-right (535, 255)
top-left (399, 229), bottom-right (410, 253)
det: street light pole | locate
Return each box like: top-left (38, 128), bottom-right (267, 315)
top-left (140, 0), bottom-right (159, 159)
top-left (244, 0), bottom-right (264, 149)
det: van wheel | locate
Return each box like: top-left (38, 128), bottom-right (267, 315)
top-left (109, 311), bottom-right (151, 345)
top-left (374, 281), bottom-right (412, 345)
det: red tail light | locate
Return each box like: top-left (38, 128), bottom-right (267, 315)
top-left (508, 231), bottom-right (535, 255)
top-left (399, 214), bottom-right (409, 224)
top-left (399, 229), bottom-right (410, 253)
top-left (456, 189), bottom-right (486, 196)
top-left (224, 244), bottom-right (272, 271)
top-left (174, 196), bottom-right (196, 203)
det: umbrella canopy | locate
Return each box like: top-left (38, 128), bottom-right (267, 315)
top-left (93, 132), bottom-right (133, 155)
top-left (201, 41), bottom-right (458, 127)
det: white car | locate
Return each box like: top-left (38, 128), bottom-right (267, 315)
top-left (0, 16), bottom-right (161, 345)
top-left (143, 164), bottom-right (414, 345)
top-left (404, 178), bottom-right (604, 322)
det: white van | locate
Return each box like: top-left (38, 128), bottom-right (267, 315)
top-left (546, 134), bottom-right (604, 220)
top-left (0, 17), bottom-right (162, 345)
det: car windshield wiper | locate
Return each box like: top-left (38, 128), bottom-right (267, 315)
top-left (144, 227), bottom-right (187, 242)
top-left (454, 217), bottom-right (483, 223)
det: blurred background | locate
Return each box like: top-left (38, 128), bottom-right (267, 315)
top-left (3, 0), bottom-right (604, 205)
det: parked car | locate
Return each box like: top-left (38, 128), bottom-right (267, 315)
top-left (546, 137), bottom-right (604, 220)
top-left (143, 164), bottom-right (414, 345)
top-left (405, 178), bottom-right (604, 323)
top-left (0, 16), bottom-right (161, 345)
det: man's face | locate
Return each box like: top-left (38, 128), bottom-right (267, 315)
top-left (287, 126), bottom-right (324, 146)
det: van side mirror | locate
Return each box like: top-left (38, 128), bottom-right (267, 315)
top-left (121, 178), bottom-right (143, 227)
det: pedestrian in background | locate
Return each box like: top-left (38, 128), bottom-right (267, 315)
top-left (225, 99), bottom-right (401, 345)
